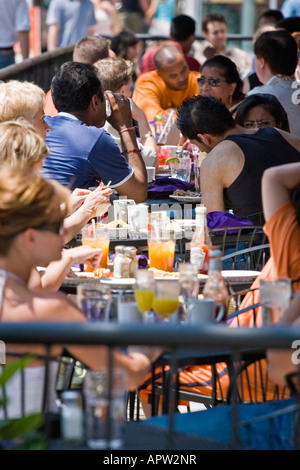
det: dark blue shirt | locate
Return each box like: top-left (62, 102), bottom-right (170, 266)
top-left (42, 114), bottom-right (133, 190)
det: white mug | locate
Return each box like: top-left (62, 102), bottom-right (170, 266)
top-left (118, 301), bottom-right (143, 324)
top-left (188, 298), bottom-right (225, 324)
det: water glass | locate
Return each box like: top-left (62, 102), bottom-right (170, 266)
top-left (113, 199), bottom-right (135, 223)
top-left (179, 263), bottom-right (199, 299)
top-left (170, 157), bottom-right (191, 182)
top-left (77, 284), bottom-right (112, 322)
top-left (84, 369), bottom-right (127, 449)
top-left (260, 277), bottom-right (291, 324)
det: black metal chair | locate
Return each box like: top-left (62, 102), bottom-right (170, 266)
top-left (209, 225), bottom-right (270, 271)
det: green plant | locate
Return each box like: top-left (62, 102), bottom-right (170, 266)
top-left (0, 355), bottom-right (47, 450)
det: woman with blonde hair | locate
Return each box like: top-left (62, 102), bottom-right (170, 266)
top-left (0, 120), bottom-right (110, 292)
top-left (0, 168), bottom-right (160, 417)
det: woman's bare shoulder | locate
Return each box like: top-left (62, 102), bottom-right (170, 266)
top-left (31, 291), bottom-right (86, 323)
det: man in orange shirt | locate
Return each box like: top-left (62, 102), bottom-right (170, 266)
top-left (132, 44), bottom-right (200, 123)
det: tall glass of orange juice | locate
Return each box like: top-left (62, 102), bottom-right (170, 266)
top-left (148, 231), bottom-right (175, 272)
top-left (81, 224), bottom-right (110, 269)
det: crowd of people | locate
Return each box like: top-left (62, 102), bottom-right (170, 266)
top-left (2, 1), bottom-right (300, 449)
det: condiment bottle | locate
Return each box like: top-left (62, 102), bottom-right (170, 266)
top-left (202, 249), bottom-right (229, 320)
top-left (200, 207), bottom-right (212, 275)
top-left (125, 246), bottom-right (138, 278)
top-left (61, 391), bottom-right (84, 444)
top-left (113, 245), bottom-right (125, 278)
top-left (190, 206), bottom-right (205, 272)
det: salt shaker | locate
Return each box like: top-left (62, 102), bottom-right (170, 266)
top-left (125, 246), bottom-right (138, 278)
top-left (113, 245), bottom-right (125, 278)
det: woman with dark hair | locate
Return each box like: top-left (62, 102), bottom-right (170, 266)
top-left (235, 93), bottom-right (290, 132)
top-left (166, 55), bottom-right (244, 144)
top-left (110, 30), bottom-right (141, 82)
top-left (198, 55), bottom-right (245, 112)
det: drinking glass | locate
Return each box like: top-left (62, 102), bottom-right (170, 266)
top-left (134, 269), bottom-right (155, 321)
top-left (152, 279), bottom-right (180, 322)
top-left (179, 263), bottom-right (199, 300)
top-left (148, 237), bottom-right (175, 272)
top-left (84, 369), bottom-right (127, 449)
top-left (170, 157), bottom-right (191, 182)
top-left (77, 284), bottom-right (112, 322)
top-left (81, 224), bottom-right (110, 269)
top-left (260, 277), bottom-right (291, 325)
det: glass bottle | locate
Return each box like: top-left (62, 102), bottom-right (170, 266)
top-left (61, 391), bottom-right (84, 444)
top-left (200, 207), bottom-right (212, 275)
top-left (190, 206), bottom-right (211, 274)
top-left (113, 245), bottom-right (125, 278)
top-left (202, 249), bottom-right (229, 320)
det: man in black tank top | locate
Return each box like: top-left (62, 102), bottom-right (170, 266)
top-left (176, 95), bottom-right (300, 225)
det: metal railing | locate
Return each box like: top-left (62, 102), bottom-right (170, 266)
top-left (0, 321), bottom-right (299, 449)
top-left (0, 34), bottom-right (253, 93)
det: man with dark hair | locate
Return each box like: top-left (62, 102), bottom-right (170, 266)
top-left (193, 12), bottom-right (252, 77)
top-left (133, 44), bottom-right (200, 122)
top-left (257, 9), bottom-right (283, 28)
top-left (139, 14), bottom-right (200, 75)
top-left (176, 95), bottom-right (300, 224)
top-left (41, 62), bottom-right (147, 202)
top-left (247, 29), bottom-right (300, 137)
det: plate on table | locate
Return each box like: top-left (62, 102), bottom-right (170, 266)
top-left (169, 194), bottom-right (202, 203)
top-left (156, 172), bottom-right (171, 178)
top-left (100, 277), bottom-right (136, 288)
top-left (63, 270), bottom-right (113, 285)
top-left (221, 270), bottom-right (260, 282)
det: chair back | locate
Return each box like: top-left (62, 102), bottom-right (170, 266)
top-left (209, 226), bottom-right (270, 271)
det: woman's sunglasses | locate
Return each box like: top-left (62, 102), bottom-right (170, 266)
top-left (197, 77), bottom-right (228, 87)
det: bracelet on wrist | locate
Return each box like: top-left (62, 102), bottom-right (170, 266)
top-left (121, 148), bottom-right (141, 155)
top-left (140, 131), bottom-right (153, 140)
top-left (119, 126), bottom-right (136, 133)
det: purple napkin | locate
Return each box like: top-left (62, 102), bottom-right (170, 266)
top-left (147, 177), bottom-right (195, 198)
top-left (207, 211), bottom-right (254, 234)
